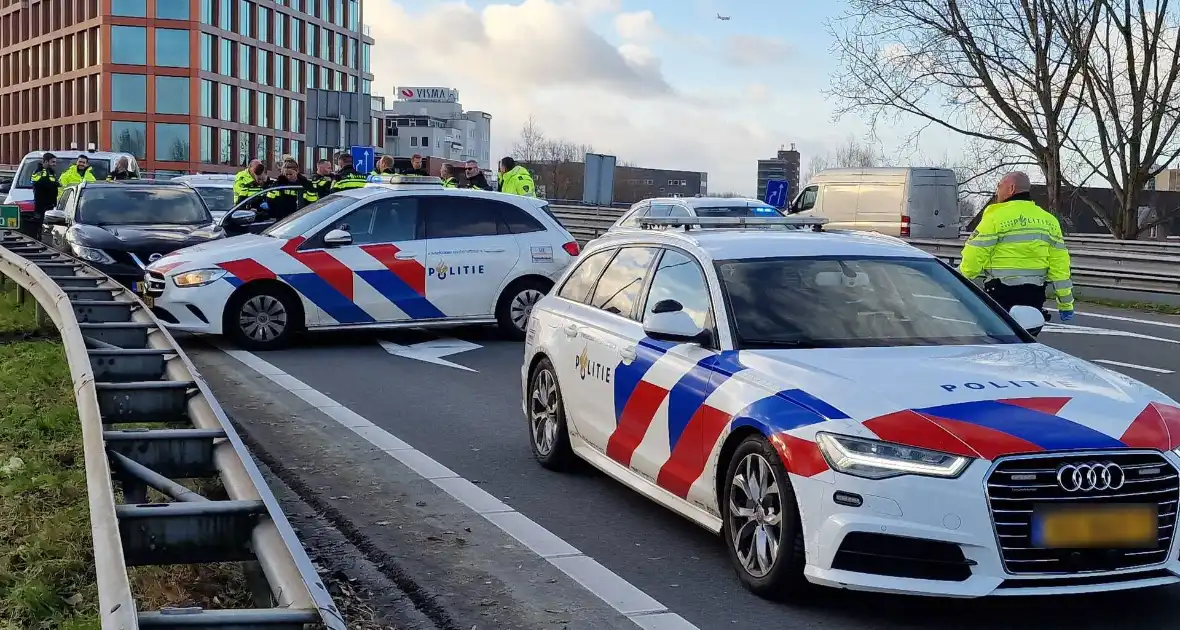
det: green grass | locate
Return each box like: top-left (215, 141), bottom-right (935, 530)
top-left (0, 281), bottom-right (39, 333)
top-left (1075, 294), bottom-right (1180, 316)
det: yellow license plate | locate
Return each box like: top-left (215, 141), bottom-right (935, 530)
top-left (1033, 505), bottom-right (1158, 548)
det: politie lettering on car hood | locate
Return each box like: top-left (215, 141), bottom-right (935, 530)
top-left (734, 343), bottom-right (1180, 460)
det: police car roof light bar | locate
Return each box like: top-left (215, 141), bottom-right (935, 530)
top-left (366, 174), bottom-right (444, 186)
top-left (638, 216), bottom-right (829, 230)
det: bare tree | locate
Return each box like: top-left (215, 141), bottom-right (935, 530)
top-left (803, 136), bottom-right (882, 183)
top-left (1058, 0), bottom-right (1180, 238)
top-left (511, 115), bottom-right (547, 163)
top-left (828, 0), bottom-right (1099, 215)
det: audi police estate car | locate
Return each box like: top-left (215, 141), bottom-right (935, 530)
top-left (522, 215), bottom-right (1180, 599)
top-left (143, 177), bottom-right (579, 348)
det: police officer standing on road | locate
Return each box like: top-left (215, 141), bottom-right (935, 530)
top-left (235, 163), bottom-right (270, 212)
top-left (264, 160), bottom-right (310, 221)
top-left (330, 152), bottom-right (368, 192)
top-left (958, 171), bottom-right (1075, 322)
top-left (462, 160), bottom-right (492, 190)
top-left (27, 153), bottom-right (59, 238)
top-left (107, 157), bottom-right (138, 180)
top-left (498, 157), bottom-right (536, 197)
top-left (59, 153), bottom-right (96, 197)
top-left (305, 159), bottom-right (333, 204)
top-left (372, 156), bottom-right (397, 177)
top-left (234, 158), bottom-right (263, 205)
top-left (403, 154), bottom-right (429, 176)
top-left (440, 163), bottom-right (457, 188)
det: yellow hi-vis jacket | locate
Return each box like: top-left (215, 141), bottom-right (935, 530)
top-left (958, 198), bottom-right (1074, 312)
top-left (58, 165), bottom-right (96, 198)
top-left (499, 165), bottom-right (536, 196)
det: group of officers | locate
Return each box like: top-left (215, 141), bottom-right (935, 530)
top-left (230, 152), bottom-right (539, 224)
top-left (24, 152), bottom-right (141, 235)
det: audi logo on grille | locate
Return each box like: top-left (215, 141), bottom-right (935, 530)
top-left (1056, 462), bottom-right (1125, 492)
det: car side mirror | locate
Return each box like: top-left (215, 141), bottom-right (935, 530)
top-left (1009, 305), bottom-right (1045, 335)
top-left (323, 229), bottom-right (352, 247)
top-left (43, 209), bottom-right (66, 225)
top-left (643, 300), bottom-right (705, 343)
top-left (228, 209), bottom-right (256, 226)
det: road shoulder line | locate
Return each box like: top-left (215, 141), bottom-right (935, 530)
top-left (218, 345), bottom-right (701, 630)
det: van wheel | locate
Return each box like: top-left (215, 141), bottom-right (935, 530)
top-left (224, 283), bottom-right (302, 350)
top-left (496, 278), bottom-right (551, 339)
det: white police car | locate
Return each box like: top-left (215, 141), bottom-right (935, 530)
top-left (142, 177), bottom-right (580, 348)
top-left (608, 196), bottom-right (784, 233)
top-left (522, 215), bottom-right (1180, 599)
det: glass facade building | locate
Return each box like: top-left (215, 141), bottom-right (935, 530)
top-left (0, 0), bottom-right (375, 173)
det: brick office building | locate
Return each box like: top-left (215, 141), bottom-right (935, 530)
top-left (0, 0), bottom-right (375, 174)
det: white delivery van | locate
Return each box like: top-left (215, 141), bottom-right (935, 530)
top-left (787, 167), bottom-right (959, 238)
top-left (4, 150), bottom-right (140, 213)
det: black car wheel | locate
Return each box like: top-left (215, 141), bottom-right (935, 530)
top-left (496, 277), bottom-right (551, 339)
top-left (527, 358), bottom-right (576, 471)
top-left (224, 283), bottom-right (301, 350)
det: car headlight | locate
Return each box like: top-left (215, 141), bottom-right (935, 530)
top-left (815, 432), bottom-right (971, 479)
top-left (172, 268), bottom-right (227, 288)
top-left (70, 244), bottom-right (115, 265)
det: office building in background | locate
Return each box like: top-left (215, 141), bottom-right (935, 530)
top-left (756, 144), bottom-right (801, 202)
top-left (0, 0), bottom-right (375, 173)
top-left (382, 87), bottom-right (492, 169)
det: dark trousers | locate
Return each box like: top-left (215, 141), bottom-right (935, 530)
top-left (19, 215), bottom-right (42, 239)
top-left (985, 280), bottom-right (1050, 321)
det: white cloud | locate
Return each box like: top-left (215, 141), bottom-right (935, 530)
top-left (365, 0), bottom-right (879, 194)
top-left (723, 34), bottom-right (790, 66)
top-left (614, 10), bottom-right (662, 41)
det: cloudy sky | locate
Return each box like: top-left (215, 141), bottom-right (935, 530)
top-left (365, 0), bottom-right (964, 194)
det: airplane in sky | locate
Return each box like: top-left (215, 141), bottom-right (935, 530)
top-left (717, 13), bottom-right (730, 20)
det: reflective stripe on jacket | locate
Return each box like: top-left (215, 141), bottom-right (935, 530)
top-left (331, 167), bottom-right (367, 191)
top-left (959, 198), bottom-right (1074, 311)
top-left (499, 165), bottom-right (536, 196)
top-left (441, 177), bottom-right (457, 188)
top-left (233, 170), bottom-right (261, 205)
top-left (58, 165), bottom-right (95, 197)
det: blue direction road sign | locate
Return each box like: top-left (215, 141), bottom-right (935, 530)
top-left (764, 179), bottom-right (789, 209)
top-left (350, 146), bottom-right (375, 174)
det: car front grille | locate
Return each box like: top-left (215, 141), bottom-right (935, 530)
top-left (144, 271), bottom-right (166, 297)
top-left (986, 451), bottom-right (1179, 575)
top-left (128, 251), bottom-right (168, 269)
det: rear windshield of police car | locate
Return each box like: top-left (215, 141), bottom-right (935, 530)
top-left (78, 187), bottom-right (211, 226)
top-left (192, 186), bottom-right (235, 213)
top-left (716, 256), bottom-right (1024, 348)
top-left (15, 158), bottom-right (112, 187)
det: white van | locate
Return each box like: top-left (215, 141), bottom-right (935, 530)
top-left (5, 150), bottom-right (140, 213)
top-left (787, 167), bottom-right (959, 239)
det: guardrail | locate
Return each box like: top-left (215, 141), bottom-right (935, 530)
top-left (0, 230), bottom-right (346, 629)
top-left (547, 204), bottom-right (1180, 296)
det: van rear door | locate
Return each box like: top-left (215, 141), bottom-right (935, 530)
top-left (906, 168), bottom-right (959, 238)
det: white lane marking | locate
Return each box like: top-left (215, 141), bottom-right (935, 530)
top-left (217, 346), bottom-right (700, 630)
top-left (379, 338), bottom-right (481, 372)
top-left (1040, 323), bottom-right (1180, 344)
top-left (1046, 307), bottom-right (1180, 330)
top-left (1092, 359), bottom-right (1175, 374)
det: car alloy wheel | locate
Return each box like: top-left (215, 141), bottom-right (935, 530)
top-left (728, 452), bottom-right (783, 579)
top-left (510, 288), bottom-right (545, 332)
top-left (530, 366), bottom-right (559, 456)
top-left (239, 294), bottom-right (288, 342)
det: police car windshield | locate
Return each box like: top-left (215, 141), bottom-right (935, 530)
top-left (191, 186), bottom-right (235, 213)
top-left (78, 187), bottom-right (210, 226)
top-left (264, 195), bottom-right (356, 239)
top-left (716, 256), bottom-right (1025, 349)
top-left (15, 158), bottom-right (113, 188)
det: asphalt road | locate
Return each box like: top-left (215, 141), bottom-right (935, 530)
top-left (209, 305), bottom-right (1180, 629)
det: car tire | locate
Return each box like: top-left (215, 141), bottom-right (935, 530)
top-left (527, 358), bottom-right (576, 471)
top-left (496, 277), bottom-right (551, 340)
top-left (224, 283), bottom-right (301, 350)
top-left (721, 434), bottom-right (808, 600)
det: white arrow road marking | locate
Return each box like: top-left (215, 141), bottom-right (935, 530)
top-left (1092, 359), bottom-right (1174, 374)
top-left (378, 338), bottom-right (481, 372)
top-left (1041, 322), bottom-right (1180, 344)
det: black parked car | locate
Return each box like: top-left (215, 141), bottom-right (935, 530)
top-left (41, 180), bottom-right (256, 289)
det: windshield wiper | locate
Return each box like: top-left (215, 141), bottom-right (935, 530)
top-left (739, 338), bottom-right (840, 349)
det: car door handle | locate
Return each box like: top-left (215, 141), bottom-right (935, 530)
top-left (619, 346), bottom-right (636, 363)
top-left (564, 324), bottom-right (578, 337)
top-left (483, 248), bottom-right (506, 253)
top-left (395, 252), bottom-right (418, 260)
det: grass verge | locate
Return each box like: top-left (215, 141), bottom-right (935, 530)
top-left (1075, 294), bottom-right (1180, 316)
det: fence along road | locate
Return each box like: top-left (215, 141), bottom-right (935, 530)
top-left (548, 204), bottom-right (1180, 296)
top-left (0, 230), bottom-right (345, 629)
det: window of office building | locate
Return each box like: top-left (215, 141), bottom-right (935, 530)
top-left (256, 134), bottom-right (268, 163)
top-left (257, 48), bottom-right (268, 85)
top-left (347, 74), bottom-right (356, 92)
top-left (320, 66), bottom-right (329, 89)
top-left (239, 0), bottom-right (253, 36)
top-left (349, 0), bottom-right (359, 30)
top-left (111, 27), bottom-right (147, 65)
top-left (273, 137), bottom-right (283, 162)
top-left (219, 38), bottom-right (233, 74)
top-left (200, 33), bottom-right (214, 71)
top-left (219, 0), bottom-right (232, 29)
top-left (113, 0), bottom-right (146, 17)
top-left (238, 132), bottom-right (250, 165)
top-left (274, 96), bottom-right (285, 130)
top-left (157, 123), bottom-right (190, 161)
top-left (335, 70), bottom-right (343, 90)
top-left (275, 55), bottom-right (286, 90)
top-left (334, 0), bottom-right (343, 26)
top-left (319, 0), bottom-right (329, 19)
top-left (306, 63), bottom-right (316, 90)
top-left (156, 29), bottom-right (190, 67)
top-left (158, 0), bottom-right (190, 19)
top-left (219, 128), bottom-right (231, 164)
top-left (290, 57), bottom-right (301, 89)
top-left (112, 121), bottom-right (147, 159)
top-left (200, 126), bottom-right (214, 163)
top-left (201, 0), bottom-right (213, 24)
top-left (156, 76), bottom-right (190, 114)
top-left (238, 88), bottom-right (250, 124)
top-left (362, 43), bottom-right (370, 72)
top-left (289, 99), bottom-right (301, 133)
top-left (306, 22), bottom-right (315, 56)
top-left (275, 13), bottom-right (286, 47)
top-left (290, 140), bottom-right (301, 165)
top-left (259, 7), bottom-right (270, 42)
top-left (257, 92), bottom-right (269, 127)
top-left (292, 18), bottom-right (303, 51)
top-left (219, 83), bottom-right (232, 121)
top-left (240, 44), bottom-right (252, 79)
top-left (110, 74), bottom-right (146, 112)
top-left (320, 27), bottom-right (329, 60)
top-left (348, 38), bottom-right (356, 68)
top-left (200, 79), bottom-right (213, 117)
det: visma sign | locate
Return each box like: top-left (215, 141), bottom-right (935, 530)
top-left (396, 86), bottom-right (458, 103)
